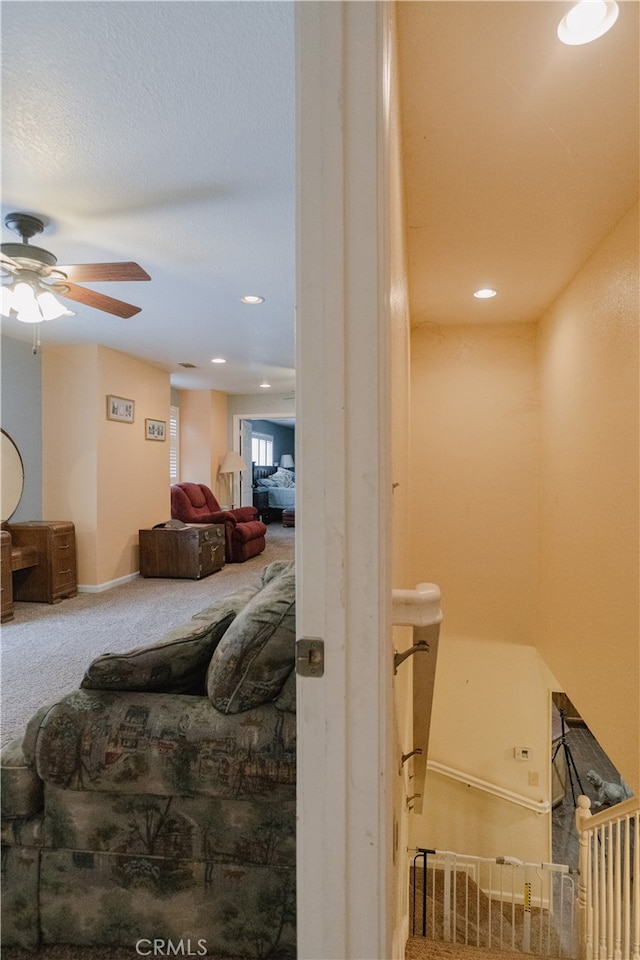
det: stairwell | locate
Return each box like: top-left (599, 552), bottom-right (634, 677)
top-left (409, 856), bottom-right (574, 960)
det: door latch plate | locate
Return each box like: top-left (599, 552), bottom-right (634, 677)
top-left (296, 637), bottom-right (324, 677)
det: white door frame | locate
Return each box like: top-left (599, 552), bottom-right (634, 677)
top-left (231, 411), bottom-right (295, 506)
top-left (296, 4), bottom-right (393, 958)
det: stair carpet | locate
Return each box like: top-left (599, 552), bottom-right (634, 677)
top-left (406, 938), bottom-right (554, 960)
top-left (408, 867), bottom-right (566, 960)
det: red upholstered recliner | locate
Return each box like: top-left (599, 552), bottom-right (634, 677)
top-left (170, 482), bottom-right (267, 564)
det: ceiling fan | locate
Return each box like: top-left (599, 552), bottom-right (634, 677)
top-left (1, 212), bottom-right (150, 323)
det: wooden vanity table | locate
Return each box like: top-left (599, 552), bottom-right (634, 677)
top-left (1, 431), bottom-right (77, 621)
top-left (1, 522), bottom-right (77, 621)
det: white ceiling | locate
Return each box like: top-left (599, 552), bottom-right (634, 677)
top-left (1, 1), bottom-right (295, 394)
top-left (1, 2), bottom-right (638, 394)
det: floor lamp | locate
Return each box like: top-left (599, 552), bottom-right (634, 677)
top-left (219, 451), bottom-right (248, 509)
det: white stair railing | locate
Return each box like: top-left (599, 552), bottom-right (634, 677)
top-left (575, 794), bottom-right (640, 960)
top-left (411, 846), bottom-right (577, 957)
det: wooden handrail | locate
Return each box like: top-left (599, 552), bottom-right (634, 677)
top-left (575, 793), bottom-right (639, 833)
top-left (427, 759), bottom-right (551, 813)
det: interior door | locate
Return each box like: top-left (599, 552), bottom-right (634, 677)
top-left (240, 419), bottom-right (253, 507)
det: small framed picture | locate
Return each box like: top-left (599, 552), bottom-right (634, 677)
top-left (145, 418), bottom-right (166, 441)
top-left (106, 395), bottom-right (135, 423)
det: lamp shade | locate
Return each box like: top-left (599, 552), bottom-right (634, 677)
top-left (219, 451), bottom-right (248, 474)
top-left (280, 454), bottom-right (295, 469)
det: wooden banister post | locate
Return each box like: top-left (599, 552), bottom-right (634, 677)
top-left (575, 794), bottom-right (592, 960)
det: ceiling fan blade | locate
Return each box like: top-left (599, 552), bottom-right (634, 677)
top-left (1, 251), bottom-right (20, 270)
top-left (52, 282), bottom-right (141, 318)
top-left (56, 262), bottom-right (151, 283)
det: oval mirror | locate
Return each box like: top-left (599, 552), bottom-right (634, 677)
top-left (1, 429), bottom-right (24, 522)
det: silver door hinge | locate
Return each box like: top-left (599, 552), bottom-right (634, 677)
top-left (296, 637), bottom-right (324, 677)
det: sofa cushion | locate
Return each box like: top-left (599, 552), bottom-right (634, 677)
top-left (190, 582), bottom-right (262, 622)
top-left (23, 691), bottom-right (296, 800)
top-left (207, 561), bottom-right (295, 713)
top-left (1, 738), bottom-right (43, 819)
top-left (275, 668), bottom-right (296, 714)
top-left (261, 559), bottom-right (293, 585)
top-left (80, 589), bottom-right (259, 695)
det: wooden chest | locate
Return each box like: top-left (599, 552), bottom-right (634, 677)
top-left (9, 521), bottom-right (77, 604)
top-left (139, 524), bottom-right (225, 579)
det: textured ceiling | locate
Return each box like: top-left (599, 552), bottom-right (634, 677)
top-left (1, 1), bottom-right (295, 393)
top-left (1, 2), bottom-right (638, 393)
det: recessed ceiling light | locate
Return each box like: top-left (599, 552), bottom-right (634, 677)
top-left (473, 288), bottom-right (497, 299)
top-left (241, 295), bottom-right (265, 304)
top-left (558, 1), bottom-right (618, 45)
top-left (211, 357), bottom-right (226, 364)
top-left (260, 381), bottom-right (271, 389)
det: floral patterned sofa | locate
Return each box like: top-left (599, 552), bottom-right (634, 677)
top-left (1, 561), bottom-right (296, 958)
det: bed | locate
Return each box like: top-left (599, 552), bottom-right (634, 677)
top-left (253, 465), bottom-right (295, 521)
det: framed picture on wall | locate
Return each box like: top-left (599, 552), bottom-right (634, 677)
top-left (145, 419), bottom-right (166, 441)
top-left (106, 395), bottom-right (135, 423)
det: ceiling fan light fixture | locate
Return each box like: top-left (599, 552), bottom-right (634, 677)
top-left (37, 289), bottom-right (75, 321)
top-left (473, 287), bottom-right (497, 299)
top-left (1, 286), bottom-right (15, 318)
top-left (1, 212), bottom-right (149, 320)
top-left (557, 1), bottom-right (618, 45)
top-left (2, 278), bottom-right (75, 323)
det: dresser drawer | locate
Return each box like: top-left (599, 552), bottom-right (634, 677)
top-left (9, 521), bottom-right (77, 603)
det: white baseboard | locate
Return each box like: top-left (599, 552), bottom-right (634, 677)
top-left (77, 572), bottom-right (140, 593)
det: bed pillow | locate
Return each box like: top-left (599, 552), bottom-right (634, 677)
top-left (269, 469), bottom-right (295, 487)
top-left (81, 588), bottom-right (259, 695)
top-left (206, 564), bottom-right (296, 713)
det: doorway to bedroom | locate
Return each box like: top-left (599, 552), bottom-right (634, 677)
top-left (233, 415), bottom-right (296, 518)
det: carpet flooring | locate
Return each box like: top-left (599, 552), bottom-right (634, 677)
top-left (405, 938), bottom-right (551, 960)
top-left (1, 524), bottom-right (294, 748)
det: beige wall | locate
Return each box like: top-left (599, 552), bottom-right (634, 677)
top-left (42, 345), bottom-right (100, 584)
top-left (178, 389), bottom-right (228, 503)
top-left (406, 203), bottom-right (639, 859)
top-left (42, 344), bottom-right (170, 587)
top-left (407, 322), bottom-right (553, 861)
top-left (411, 637), bottom-right (557, 860)
top-left (409, 322), bottom-right (539, 644)
top-left (537, 203), bottom-right (639, 794)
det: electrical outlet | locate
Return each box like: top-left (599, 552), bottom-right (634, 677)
top-left (528, 771), bottom-right (539, 787)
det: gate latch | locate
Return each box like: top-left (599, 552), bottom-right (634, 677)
top-left (296, 637), bottom-right (324, 677)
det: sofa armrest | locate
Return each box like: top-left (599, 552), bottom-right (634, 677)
top-left (208, 510), bottom-right (238, 525)
top-left (230, 506), bottom-right (258, 523)
top-left (23, 690), bottom-right (295, 801)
